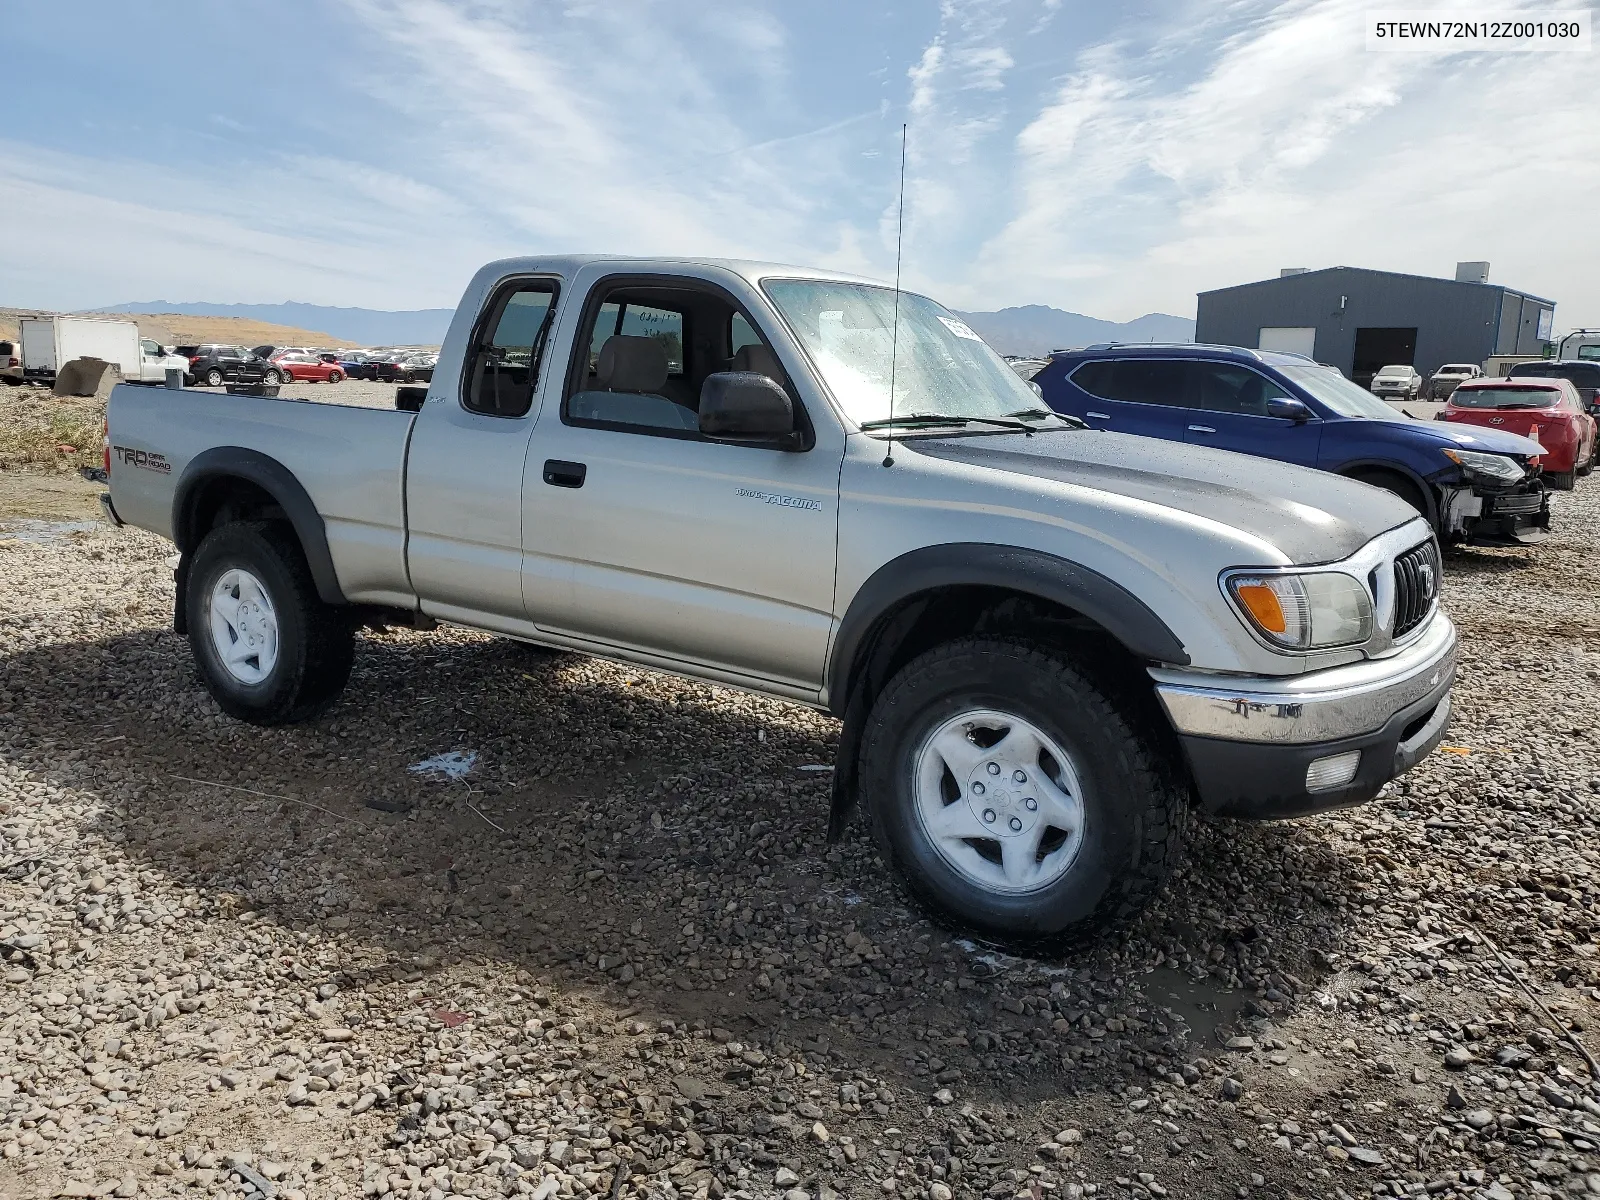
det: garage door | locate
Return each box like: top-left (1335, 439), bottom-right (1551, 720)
top-left (1258, 327), bottom-right (1316, 357)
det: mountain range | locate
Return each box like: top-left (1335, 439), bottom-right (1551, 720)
top-left (93, 299), bottom-right (1195, 355)
top-left (955, 306), bottom-right (1195, 358)
top-left (94, 301), bottom-right (455, 347)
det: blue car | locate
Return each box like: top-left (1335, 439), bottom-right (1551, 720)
top-left (1035, 343), bottom-right (1550, 546)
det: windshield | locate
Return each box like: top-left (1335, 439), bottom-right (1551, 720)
top-left (1278, 364), bottom-right (1404, 419)
top-left (1452, 386), bottom-right (1559, 409)
top-left (1437, 365), bottom-right (1474, 375)
top-left (762, 279), bottom-right (1042, 427)
top-left (1375, 365), bottom-right (1410, 378)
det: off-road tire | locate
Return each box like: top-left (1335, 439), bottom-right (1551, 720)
top-left (185, 521), bottom-right (354, 725)
top-left (859, 637), bottom-right (1187, 948)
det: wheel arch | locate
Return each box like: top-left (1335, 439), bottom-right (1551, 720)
top-left (172, 447), bottom-right (346, 611)
top-left (823, 544), bottom-right (1190, 841)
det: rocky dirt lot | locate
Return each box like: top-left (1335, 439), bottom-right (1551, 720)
top-left (2, 467), bottom-right (1599, 1200)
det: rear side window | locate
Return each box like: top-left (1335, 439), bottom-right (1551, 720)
top-left (0, 341), bottom-right (12, 355)
top-left (1070, 359), bottom-right (1187, 406)
top-left (463, 279), bottom-right (559, 418)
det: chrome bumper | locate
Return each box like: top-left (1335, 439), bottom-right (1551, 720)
top-left (1149, 614), bottom-right (1457, 745)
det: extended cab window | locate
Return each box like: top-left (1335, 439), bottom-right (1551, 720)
top-left (464, 279), bottom-right (558, 418)
top-left (1190, 363), bottom-right (1289, 416)
top-left (1070, 359), bottom-right (1187, 406)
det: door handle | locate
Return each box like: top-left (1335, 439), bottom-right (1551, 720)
top-left (542, 459), bottom-right (586, 488)
top-left (1188, 425), bottom-right (1217, 434)
top-left (1086, 411), bottom-right (1110, 420)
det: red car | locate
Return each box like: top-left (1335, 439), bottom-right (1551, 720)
top-left (1444, 377), bottom-right (1597, 490)
top-left (272, 353), bottom-right (345, 383)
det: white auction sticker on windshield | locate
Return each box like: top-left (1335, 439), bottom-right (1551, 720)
top-left (937, 315), bottom-right (984, 341)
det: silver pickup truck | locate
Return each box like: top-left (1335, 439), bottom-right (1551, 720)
top-left (103, 255), bottom-right (1456, 945)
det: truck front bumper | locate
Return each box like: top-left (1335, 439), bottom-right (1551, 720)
top-left (1149, 615), bottom-right (1456, 819)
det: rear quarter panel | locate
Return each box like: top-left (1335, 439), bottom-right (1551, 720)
top-left (106, 385), bottom-right (417, 604)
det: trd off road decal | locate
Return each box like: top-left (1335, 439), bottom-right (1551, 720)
top-left (112, 446), bottom-right (171, 474)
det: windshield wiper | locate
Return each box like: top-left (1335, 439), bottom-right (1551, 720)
top-left (1005, 407), bottom-right (1088, 429)
top-left (859, 412), bottom-right (1051, 435)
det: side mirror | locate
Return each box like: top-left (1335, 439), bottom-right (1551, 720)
top-left (1266, 397), bottom-right (1312, 423)
top-left (699, 372), bottom-right (803, 450)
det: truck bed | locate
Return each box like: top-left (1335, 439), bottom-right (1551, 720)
top-left (107, 384), bottom-right (417, 606)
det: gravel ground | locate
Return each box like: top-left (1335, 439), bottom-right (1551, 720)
top-left (2, 471), bottom-right (1600, 1200)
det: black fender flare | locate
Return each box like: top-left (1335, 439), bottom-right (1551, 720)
top-left (826, 542), bottom-right (1190, 717)
top-left (172, 447), bottom-right (346, 607)
top-left (1332, 459), bottom-right (1440, 529)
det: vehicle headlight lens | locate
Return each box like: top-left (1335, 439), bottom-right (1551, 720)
top-left (1442, 447), bottom-right (1526, 483)
top-left (1227, 572), bottom-right (1373, 650)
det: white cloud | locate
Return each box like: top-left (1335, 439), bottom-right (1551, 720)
top-left (967, 0), bottom-right (1600, 321)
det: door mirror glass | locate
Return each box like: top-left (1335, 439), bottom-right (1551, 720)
top-left (1266, 397), bottom-right (1312, 423)
top-left (699, 372), bottom-right (802, 449)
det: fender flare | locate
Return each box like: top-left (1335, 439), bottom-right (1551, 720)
top-left (825, 542), bottom-right (1189, 718)
top-left (172, 446), bottom-right (346, 606)
top-left (1332, 459), bottom-right (1440, 529)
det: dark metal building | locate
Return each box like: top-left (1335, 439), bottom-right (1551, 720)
top-left (1195, 265), bottom-right (1555, 388)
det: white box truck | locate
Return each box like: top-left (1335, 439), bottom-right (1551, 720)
top-left (19, 315), bottom-right (158, 384)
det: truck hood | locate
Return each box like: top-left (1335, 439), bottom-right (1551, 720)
top-left (907, 429), bottom-right (1418, 565)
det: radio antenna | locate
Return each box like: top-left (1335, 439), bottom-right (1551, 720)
top-left (882, 122), bottom-right (908, 469)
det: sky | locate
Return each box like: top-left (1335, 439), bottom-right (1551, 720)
top-left (2, 0), bottom-right (1596, 324)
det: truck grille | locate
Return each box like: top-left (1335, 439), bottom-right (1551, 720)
top-left (1392, 541), bottom-right (1441, 638)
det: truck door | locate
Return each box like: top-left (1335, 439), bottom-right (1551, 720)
top-left (519, 272), bottom-right (842, 693)
top-left (404, 277), bottom-right (561, 623)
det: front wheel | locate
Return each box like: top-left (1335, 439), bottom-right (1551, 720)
top-left (1547, 469), bottom-right (1576, 491)
top-left (328, 369), bottom-right (343, 383)
top-left (859, 638), bottom-right (1186, 947)
top-left (264, 369), bottom-right (284, 384)
top-left (185, 521), bottom-right (354, 725)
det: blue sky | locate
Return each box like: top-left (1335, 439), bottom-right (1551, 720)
top-left (3, 0), bottom-right (1595, 324)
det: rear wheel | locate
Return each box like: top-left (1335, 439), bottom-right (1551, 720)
top-left (859, 637), bottom-right (1186, 947)
top-left (204, 368), bottom-right (224, 387)
top-left (185, 521), bottom-right (354, 725)
top-left (1547, 469), bottom-right (1576, 491)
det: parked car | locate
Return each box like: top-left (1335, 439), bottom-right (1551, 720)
top-left (1035, 343), bottom-right (1549, 545)
top-left (1371, 364), bottom-right (1423, 400)
top-left (1427, 363), bottom-right (1482, 400)
top-left (0, 339), bottom-right (20, 384)
top-left (183, 345), bottom-right (282, 388)
top-left (370, 352), bottom-right (410, 382)
top-left (337, 351), bottom-right (377, 380)
top-left (274, 353), bottom-right (345, 383)
top-left (1506, 360), bottom-right (1600, 416)
top-left (1443, 378), bottom-right (1597, 490)
top-left (1007, 358), bottom-right (1049, 381)
top-left (102, 253), bottom-right (1458, 945)
top-left (396, 354), bottom-right (436, 383)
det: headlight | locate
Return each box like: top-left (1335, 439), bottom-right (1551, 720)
top-left (1442, 447), bottom-right (1525, 483)
top-left (1226, 572), bottom-right (1373, 651)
